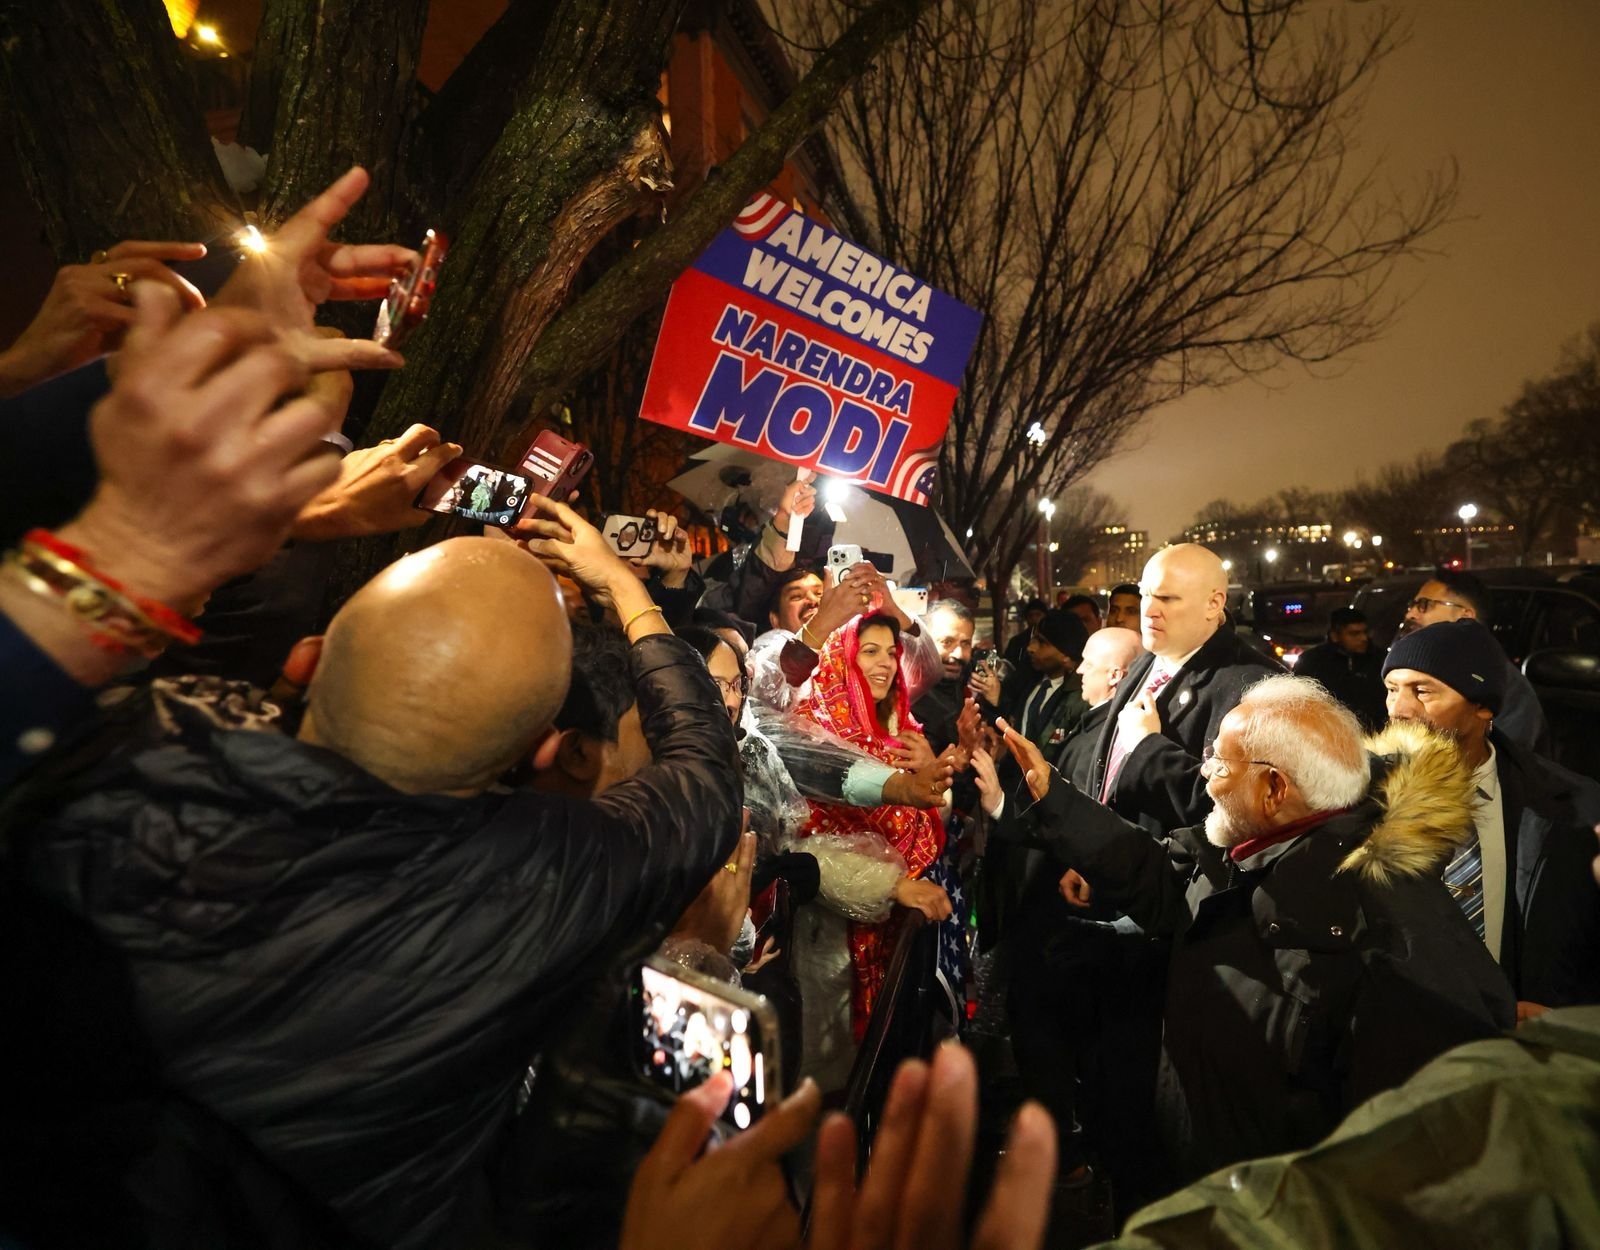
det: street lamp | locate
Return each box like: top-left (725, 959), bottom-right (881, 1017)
top-left (1458, 503), bottom-right (1479, 569)
top-left (1026, 422), bottom-right (1049, 448)
top-left (1037, 498), bottom-right (1056, 594)
top-left (1263, 547), bottom-right (1279, 583)
top-left (1371, 534), bottom-right (1383, 548)
top-left (1342, 530), bottom-right (1358, 546)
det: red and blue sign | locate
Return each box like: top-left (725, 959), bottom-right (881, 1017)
top-left (640, 194), bottom-right (982, 506)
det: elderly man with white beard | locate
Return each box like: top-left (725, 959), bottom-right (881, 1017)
top-left (986, 675), bottom-right (1515, 1196)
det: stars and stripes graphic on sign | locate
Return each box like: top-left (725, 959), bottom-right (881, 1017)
top-left (887, 450), bottom-right (938, 506)
top-left (732, 193), bottom-right (791, 242)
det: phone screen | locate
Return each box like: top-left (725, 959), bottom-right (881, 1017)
top-left (413, 457), bottom-right (532, 528)
top-left (635, 962), bottom-right (772, 1130)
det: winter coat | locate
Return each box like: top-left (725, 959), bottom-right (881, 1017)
top-left (1029, 720), bottom-right (1516, 1186)
top-left (1292, 641), bottom-right (1388, 732)
top-left (0, 637), bottom-right (740, 1250)
top-left (1097, 1006), bottom-right (1600, 1249)
top-left (1088, 622), bottom-right (1283, 831)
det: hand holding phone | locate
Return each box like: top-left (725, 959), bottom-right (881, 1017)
top-left (602, 513), bottom-right (659, 558)
top-left (413, 455), bottom-right (531, 528)
top-left (374, 228), bottom-right (447, 349)
top-left (519, 430), bottom-right (593, 501)
top-left (635, 955), bottom-right (781, 1131)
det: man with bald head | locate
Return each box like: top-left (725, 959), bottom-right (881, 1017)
top-left (4, 510), bottom-right (741, 1250)
top-left (1088, 543), bottom-right (1281, 831)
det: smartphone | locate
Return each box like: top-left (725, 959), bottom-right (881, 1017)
top-left (374, 228), bottom-right (449, 349)
top-left (890, 587), bottom-right (929, 618)
top-left (602, 513), bottom-right (659, 558)
top-left (413, 456), bottom-right (532, 528)
top-left (827, 543), bottom-right (864, 573)
top-left (633, 954), bottom-right (781, 1131)
top-left (518, 430), bottom-right (594, 501)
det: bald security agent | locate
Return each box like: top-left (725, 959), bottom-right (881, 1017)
top-left (1, 525), bottom-right (741, 1250)
top-left (1090, 544), bottom-right (1282, 832)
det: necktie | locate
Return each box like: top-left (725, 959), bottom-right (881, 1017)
top-left (1100, 669), bottom-right (1174, 801)
top-left (1022, 681), bottom-right (1051, 740)
top-left (1446, 786), bottom-right (1491, 941)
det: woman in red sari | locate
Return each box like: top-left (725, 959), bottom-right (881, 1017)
top-left (793, 611), bottom-right (952, 1085)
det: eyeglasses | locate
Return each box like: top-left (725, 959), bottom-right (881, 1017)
top-left (1200, 741), bottom-right (1273, 779)
top-left (1405, 596), bottom-right (1467, 615)
top-left (711, 675), bottom-right (749, 697)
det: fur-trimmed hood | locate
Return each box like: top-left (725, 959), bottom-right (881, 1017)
top-left (1339, 720), bottom-right (1476, 884)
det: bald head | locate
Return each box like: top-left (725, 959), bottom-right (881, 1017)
top-left (300, 537), bottom-right (573, 795)
top-left (1077, 626), bottom-right (1144, 706)
top-left (1139, 544), bottom-right (1227, 659)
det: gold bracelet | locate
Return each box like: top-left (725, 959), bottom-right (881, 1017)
top-left (622, 603), bottom-right (666, 634)
top-left (4, 547), bottom-right (170, 658)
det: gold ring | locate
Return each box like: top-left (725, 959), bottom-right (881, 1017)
top-left (723, 861), bottom-right (739, 873)
top-left (90, 249), bottom-right (109, 265)
top-left (109, 272), bottom-right (132, 294)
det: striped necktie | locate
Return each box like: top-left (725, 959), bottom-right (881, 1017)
top-left (1445, 786), bottom-right (1490, 940)
top-left (1100, 669), bottom-right (1173, 801)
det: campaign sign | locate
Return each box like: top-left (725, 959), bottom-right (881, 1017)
top-left (640, 194), bottom-right (982, 505)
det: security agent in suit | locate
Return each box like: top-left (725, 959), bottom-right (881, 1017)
top-left (1382, 619), bottom-right (1600, 1013)
top-left (1088, 544), bottom-right (1283, 833)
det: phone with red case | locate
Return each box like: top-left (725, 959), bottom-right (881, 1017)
top-left (518, 430), bottom-right (594, 500)
top-left (374, 229), bottom-right (448, 349)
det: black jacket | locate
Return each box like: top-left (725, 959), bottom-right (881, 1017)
top-left (1493, 732), bottom-right (1600, 1007)
top-left (1088, 623), bottom-right (1282, 831)
top-left (1030, 720), bottom-right (1515, 1186)
top-left (1293, 641), bottom-right (1388, 732)
top-left (2, 636), bottom-right (740, 1250)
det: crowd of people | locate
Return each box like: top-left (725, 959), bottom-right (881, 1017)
top-left (1, 169), bottom-right (1598, 1250)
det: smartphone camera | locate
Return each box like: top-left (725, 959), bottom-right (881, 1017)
top-left (634, 958), bottom-right (779, 1131)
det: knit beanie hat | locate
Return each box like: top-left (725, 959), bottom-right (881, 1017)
top-left (1381, 618), bottom-right (1505, 712)
top-left (1034, 608), bottom-right (1089, 664)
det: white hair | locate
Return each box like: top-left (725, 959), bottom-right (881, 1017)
top-left (1233, 675), bottom-right (1370, 811)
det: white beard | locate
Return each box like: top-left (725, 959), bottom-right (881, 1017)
top-left (1203, 794), bottom-right (1260, 849)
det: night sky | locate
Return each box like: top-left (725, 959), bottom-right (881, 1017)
top-left (1086, 0), bottom-right (1600, 544)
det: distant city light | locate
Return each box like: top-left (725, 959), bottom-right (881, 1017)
top-left (1026, 422), bottom-right (1048, 448)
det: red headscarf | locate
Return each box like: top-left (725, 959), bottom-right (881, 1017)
top-left (796, 613), bottom-right (944, 1040)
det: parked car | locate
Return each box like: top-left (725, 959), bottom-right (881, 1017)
top-left (1240, 581), bottom-right (1358, 665)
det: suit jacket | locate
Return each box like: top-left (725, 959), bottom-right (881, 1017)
top-left (1492, 731), bottom-right (1600, 1007)
top-left (1088, 624), bottom-right (1283, 832)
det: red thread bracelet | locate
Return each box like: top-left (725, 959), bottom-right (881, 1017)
top-left (24, 528), bottom-right (203, 645)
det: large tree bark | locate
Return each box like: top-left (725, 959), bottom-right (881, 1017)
top-left (362, 0), bottom-right (685, 458)
top-left (241, 0), bottom-right (431, 244)
top-left (499, 0), bottom-right (936, 462)
top-left (0, 0), bottom-right (232, 257)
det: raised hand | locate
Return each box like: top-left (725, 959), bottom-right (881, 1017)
top-left (996, 718), bottom-right (1051, 801)
top-left (809, 1043), bottom-right (1055, 1250)
top-left (0, 240), bottom-right (206, 395)
top-left (291, 423), bottom-right (463, 541)
top-left (213, 166), bottom-right (415, 373)
top-left (619, 1071), bottom-right (820, 1250)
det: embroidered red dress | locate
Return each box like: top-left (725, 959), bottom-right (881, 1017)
top-left (795, 615), bottom-right (944, 1041)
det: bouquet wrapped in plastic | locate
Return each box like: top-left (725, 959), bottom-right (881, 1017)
top-left (783, 830), bottom-right (905, 923)
top-left (748, 703), bottom-right (893, 806)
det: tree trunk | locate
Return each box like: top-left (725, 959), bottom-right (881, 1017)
top-left (501, 0), bottom-right (937, 462)
top-left (243, 0), bottom-right (431, 245)
top-left (0, 0), bottom-right (233, 258)
top-left (360, 0), bottom-right (685, 459)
